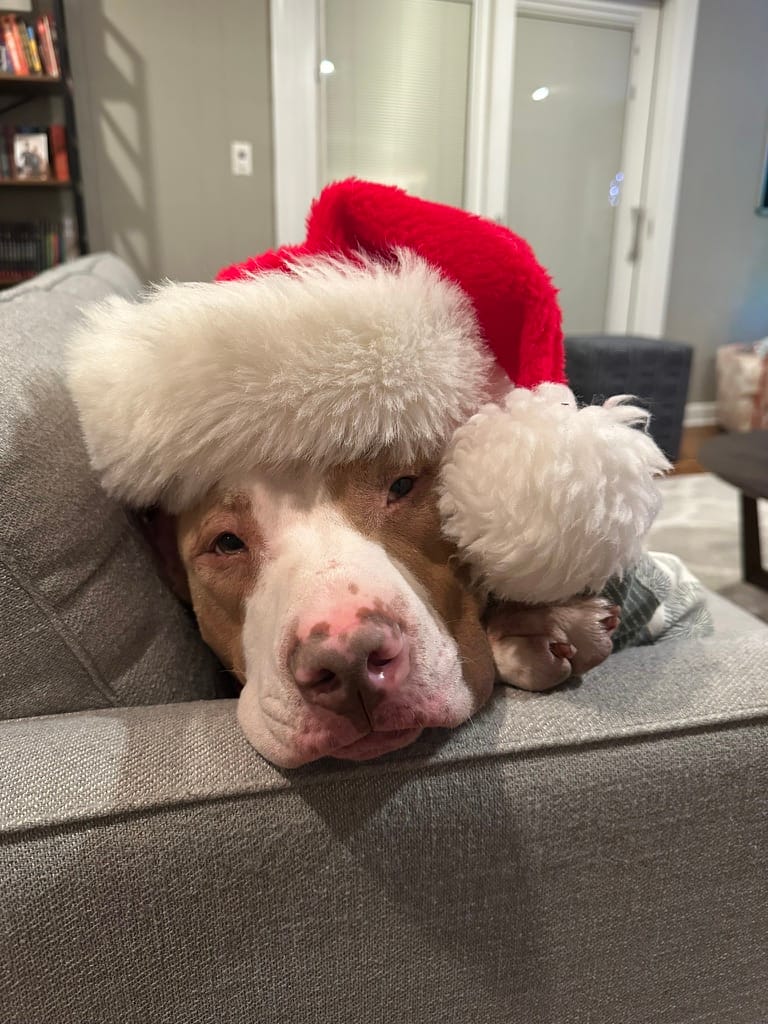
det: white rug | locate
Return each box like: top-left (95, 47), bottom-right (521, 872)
top-left (647, 473), bottom-right (768, 622)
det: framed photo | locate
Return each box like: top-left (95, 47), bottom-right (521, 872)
top-left (758, 121), bottom-right (768, 216)
top-left (13, 132), bottom-right (50, 181)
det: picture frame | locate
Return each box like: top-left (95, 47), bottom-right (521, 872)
top-left (757, 121), bottom-right (768, 217)
top-left (13, 131), bottom-right (50, 181)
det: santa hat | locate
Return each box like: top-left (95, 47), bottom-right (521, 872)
top-left (67, 178), bottom-right (668, 604)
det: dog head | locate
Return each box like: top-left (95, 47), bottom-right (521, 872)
top-left (149, 456), bottom-right (494, 767)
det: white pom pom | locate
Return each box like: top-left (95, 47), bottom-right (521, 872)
top-left (438, 384), bottom-right (671, 604)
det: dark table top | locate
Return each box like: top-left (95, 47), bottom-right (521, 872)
top-left (698, 430), bottom-right (768, 500)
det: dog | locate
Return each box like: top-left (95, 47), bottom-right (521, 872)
top-left (68, 179), bottom-right (666, 769)
top-left (139, 455), bottom-right (621, 768)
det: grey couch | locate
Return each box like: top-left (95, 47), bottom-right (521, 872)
top-left (2, 255), bottom-right (767, 1024)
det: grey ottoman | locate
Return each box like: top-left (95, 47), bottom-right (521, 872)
top-left (565, 334), bottom-right (693, 461)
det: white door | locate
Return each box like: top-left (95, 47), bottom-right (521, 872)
top-left (271, 0), bottom-right (697, 337)
top-left (503, 2), bottom-right (659, 334)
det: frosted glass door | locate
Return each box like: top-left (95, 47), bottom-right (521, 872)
top-left (320, 0), bottom-right (472, 206)
top-left (506, 14), bottom-right (633, 334)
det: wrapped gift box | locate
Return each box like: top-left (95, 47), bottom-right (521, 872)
top-left (716, 341), bottom-right (768, 431)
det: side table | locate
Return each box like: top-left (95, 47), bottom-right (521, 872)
top-left (698, 430), bottom-right (768, 590)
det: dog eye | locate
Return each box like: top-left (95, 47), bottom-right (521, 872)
top-left (387, 476), bottom-right (416, 504)
top-left (213, 532), bottom-right (246, 555)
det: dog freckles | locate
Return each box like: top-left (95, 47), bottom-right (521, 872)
top-left (308, 622), bottom-right (331, 640)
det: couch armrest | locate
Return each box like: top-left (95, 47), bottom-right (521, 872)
top-left (2, 635), bottom-right (767, 1023)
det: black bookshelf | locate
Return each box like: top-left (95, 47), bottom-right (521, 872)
top-left (0, 0), bottom-right (88, 261)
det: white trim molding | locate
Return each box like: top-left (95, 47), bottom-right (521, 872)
top-left (630, 0), bottom-right (700, 335)
top-left (270, 0), bottom-right (320, 245)
top-left (684, 401), bottom-right (717, 428)
top-left (464, 0), bottom-right (517, 220)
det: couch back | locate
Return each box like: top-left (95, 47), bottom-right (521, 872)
top-left (0, 254), bottom-right (222, 719)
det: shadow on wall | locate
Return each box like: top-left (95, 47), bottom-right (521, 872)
top-left (86, 7), bottom-right (159, 281)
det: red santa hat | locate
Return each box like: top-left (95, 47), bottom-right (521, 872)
top-left (68, 178), bottom-right (668, 604)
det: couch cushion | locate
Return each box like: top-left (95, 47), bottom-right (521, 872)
top-left (0, 253), bottom-right (222, 719)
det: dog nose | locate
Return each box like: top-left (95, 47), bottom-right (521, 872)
top-left (289, 619), bottom-right (410, 714)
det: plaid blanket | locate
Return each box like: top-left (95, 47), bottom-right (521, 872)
top-left (604, 551), bottom-right (714, 651)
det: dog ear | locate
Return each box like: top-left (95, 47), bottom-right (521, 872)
top-left (131, 507), bottom-right (191, 604)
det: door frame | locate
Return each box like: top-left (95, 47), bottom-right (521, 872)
top-left (487, 0), bottom-right (660, 334)
top-left (270, 0), bottom-right (699, 337)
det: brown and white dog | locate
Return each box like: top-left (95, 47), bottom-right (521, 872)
top-left (67, 185), bottom-right (667, 768)
top-left (143, 456), bottom-right (620, 768)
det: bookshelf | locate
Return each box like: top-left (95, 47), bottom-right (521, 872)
top-left (0, 0), bottom-right (88, 287)
top-left (0, 70), bottom-right (61, 91)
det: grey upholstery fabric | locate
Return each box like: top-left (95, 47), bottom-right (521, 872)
top-left (0, 254), bottom-right (222, 718)
top-left (2, 631), bottom-right (767, 1023)
top-left (704, 589), bottom-right (766, 636)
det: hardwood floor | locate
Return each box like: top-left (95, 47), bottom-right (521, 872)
top-left (671, 425), bottom-right (720, 476)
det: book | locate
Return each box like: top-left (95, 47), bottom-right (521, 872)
top-left (0, 15), bottom-right (28, 75)
top-left (36, 13), bottom-right (59, 77)
top-left (48, 123), bottom-right (69, 181)
top-left (16, 17), bottom-right (38, 75)
top-left (23, 21), bottom-right (43, 75)
top-left (9, 16), bottom-right (30, 75)
top-left (34, 16), bottom-right (51, 74)
top-left (1, 124), bottom-right (15, 179)
top-left (45, 14), bottom-right (60, 76)
top-left (0, 138), bottom-right (10, 180)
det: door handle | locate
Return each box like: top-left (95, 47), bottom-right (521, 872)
top-left (628, 206), bottom-right (644, 263)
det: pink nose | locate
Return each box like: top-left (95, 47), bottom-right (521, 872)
top-left (289, 618), bottom-right (410, 716)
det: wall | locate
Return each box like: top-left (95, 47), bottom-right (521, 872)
top-left (63, 0), bottom-right (274, 283)
top-left (665, 0), bottom-right (768, 404)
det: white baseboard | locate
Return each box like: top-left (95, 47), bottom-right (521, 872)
top-left (684, 401), bottom-right (717, 427)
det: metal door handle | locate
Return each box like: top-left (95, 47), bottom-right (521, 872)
top-left (628, 206), bottom-right (644, 263)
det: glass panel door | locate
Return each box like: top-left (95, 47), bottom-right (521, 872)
top-left (320, 0), bottom-right (473, 207)
top-left (505, 13), bottom-right (633, 333)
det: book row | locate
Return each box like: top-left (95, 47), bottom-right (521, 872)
top-left (0, 12), bottom-right (60, 77)
top-left (0, 219), bottom-right (78, 284)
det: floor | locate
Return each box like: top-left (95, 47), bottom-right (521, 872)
top-left (670, 425), bottom-right (719, 476)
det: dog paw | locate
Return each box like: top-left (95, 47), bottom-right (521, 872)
top-left (485, 597), bottom-right (621, 691)
top-left (490, 633), bottom-right (576, 691)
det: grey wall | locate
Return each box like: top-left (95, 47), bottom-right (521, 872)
top-left (665, 0), bottom-right (768, 403)
top-left (64, 0), bottom-right (274, 283)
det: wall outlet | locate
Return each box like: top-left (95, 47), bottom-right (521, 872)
top-left (231, 140), bottom-right (253, 176)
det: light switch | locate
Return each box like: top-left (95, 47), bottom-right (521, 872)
top-left (231, 141), bottom-right (253, 176)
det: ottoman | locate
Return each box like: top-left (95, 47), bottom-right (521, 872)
top-left (565, 334), bottom-right (693, 461)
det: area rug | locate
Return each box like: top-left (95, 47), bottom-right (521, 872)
top-left (647, 472), bottom-right (768, 623)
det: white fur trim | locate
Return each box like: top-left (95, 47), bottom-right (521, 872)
top-left (67, 253), bottom-right (492, 511)
top-left (438, 384), bottom-right (671, 604)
